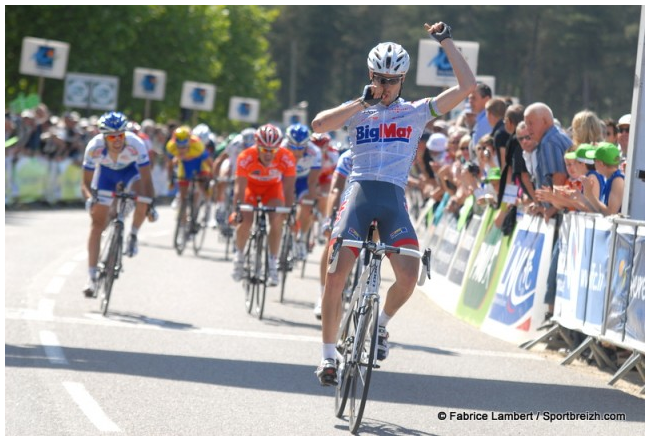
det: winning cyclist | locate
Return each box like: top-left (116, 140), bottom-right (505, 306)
top-left (81, 111), bottom-right (155, 297)
top-left (311, 22), bottom-right (476, 385)
top-left (166, 126), bottom-right (213, 232)
top-left (314, 148), bottom-right (352, 320)
top-left (231, 124), bottom-right (297, 287)
top-left (282, 123), bottom-right (322, 261)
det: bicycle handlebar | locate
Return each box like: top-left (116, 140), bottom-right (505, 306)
top-left (237, 204), bottom-right (294, 214)
top-left (328, 236), bottom-right (431, 285)
top-left (97, 189), bottom-right (150, 204)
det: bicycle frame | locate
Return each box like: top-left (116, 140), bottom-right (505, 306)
top-left (96, 186), bottom-right (141, 316)
top-left (329, 231), bottom-right (431, 433)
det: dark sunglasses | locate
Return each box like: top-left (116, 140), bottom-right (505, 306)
top-left (619, 127), bottom-right (630, 133)
top-left (517, 135), bottom-right (531, 142)
top-left (372, 74), bottom-right (403, 85)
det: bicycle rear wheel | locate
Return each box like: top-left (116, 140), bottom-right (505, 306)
top-left (192, 200), bottom-right (208, 255)
top-left (278, 222), bottom-right (294, 303)
top-left (243, 235), bottom-right (256, 314)
top-left (99, 225), bottom-right (122, 316)
top-left (174, 200), bottom-right (189, 255)
top-left (300, 224), bottom-right (313, 278)
top-left (252, 232), bottom-right (268, 319)
top-left (348, 296), bottom-right (379, 434)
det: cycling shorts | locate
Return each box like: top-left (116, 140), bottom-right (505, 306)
top-left (94, 163), bottom-right (140, 206)
top-left (244, 182), bottom-right (285, 206)
top-left (331, 180), bottom-right (418, 255)
top-left (295, 176), bottom-right (309, 201)
top-left (178, 157), bottom-right (211, 183)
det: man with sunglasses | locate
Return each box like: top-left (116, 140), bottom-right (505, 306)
top-left (282, 123), bottom-right (322, 261)
top-left (81, 111), bottom-right (155, 297)
top-left (231, 124), bottom-right (297, 286)
top-left (311, 21), bottom-right (476, 386)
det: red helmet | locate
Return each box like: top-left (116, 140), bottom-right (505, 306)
top-left (255, 124), bottom-right (283, 149)
top-left (310, 132), bottom-right (331, 149)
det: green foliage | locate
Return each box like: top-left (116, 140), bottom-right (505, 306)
top-left (5, 5), bottom-right (642, 133)
top-left (5, 5), bottom-right (280, 133)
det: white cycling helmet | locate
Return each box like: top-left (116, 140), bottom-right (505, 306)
top-left (367, 42), bottom-right (410, 75)
top-left (192, 123), bottom-right (212, 146)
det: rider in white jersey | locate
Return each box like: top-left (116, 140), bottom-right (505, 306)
top-left (212, 127), bottom-right (256, 225)
top-left (81, 111), bottom-right (155, 297)
top-left (283, 124), bottom-right (322, 260)
top-left (311, 21), bottom-right (476, 386)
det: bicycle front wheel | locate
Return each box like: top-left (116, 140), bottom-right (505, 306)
top-left (99, 225), bottom-right (122, 316)
top-left (335, 296), bottom-right (358, 418)
top-left (173, 200), bottom-right (188, 255)
top-left (278, 222), bottom-right (294, 303)
top-left (252, 231), bottom-right (268, 320)
top-left (348, 296), bottom-right (379, 434)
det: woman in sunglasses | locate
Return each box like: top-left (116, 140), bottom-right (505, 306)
top-left (230, 124), bottom-right (297, 287)
top-left (311, 21), bottom-right (476, 386)
top-left (80, 111), bottom-right (155, 297)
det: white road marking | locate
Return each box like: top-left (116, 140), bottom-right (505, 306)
top-left (9, 309), bottom-right (542, 361)
top-left (56, 261), bottom-right (78, 276)
top-left (39, 330), bottom-right (68, 365)
top-left (38, 299), bottom-right (55, 318)
top-left (62, 382), bottom-right (120, 432)
top-left (44, 276), bottom-right (66, 295)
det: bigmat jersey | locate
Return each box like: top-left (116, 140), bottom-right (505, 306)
top-left (83, 132), bottom-right (150, 171)
top-left (345, 97), bottom-right (437, 189)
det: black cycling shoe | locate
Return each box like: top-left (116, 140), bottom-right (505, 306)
top-left (315, 358), bottom-right (338, 386)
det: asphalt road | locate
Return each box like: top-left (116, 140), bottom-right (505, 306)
top-left (5, 205), bottom-right (645, 436)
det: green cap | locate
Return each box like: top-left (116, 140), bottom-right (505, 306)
top-left (565, 143), bottom-right (597, 164)
top-left (585, 142), bottom-right (621, 166)
top-left (487, 167), bottom-right (501, 181)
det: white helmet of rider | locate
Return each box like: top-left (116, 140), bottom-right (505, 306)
top-left (192, 123), bottom-right (212, 146)
top-left (367, 42), bottom-right (410, 75)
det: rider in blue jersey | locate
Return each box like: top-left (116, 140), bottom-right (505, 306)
top-left (311, 21), bottom-right (476, 386)
top-left (81, 111), bottom-right (155, 297)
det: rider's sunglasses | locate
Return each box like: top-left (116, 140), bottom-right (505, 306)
top-left (258, 146), bottom-right (276, 154)
top-left (372, 74), bottom-right (403, 85)
top-left (105, 133), bottom-right (125, 142)
top-left (288, 143), bottom-right (306, 151)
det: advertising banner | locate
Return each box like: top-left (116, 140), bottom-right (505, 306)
top-left (582, 217), bottom-right (613, 336)
top-left (604, 224), bottom-right (636, 343)
top-left (448, 215), bottom-right (481, 285)
top-left (20, 37), bottom-right (69, 79)
top-left (180, 81), bottom-right (216, 112)
top-left (455, 208), bottom-right (505, 326)
top-left (624, 226), bottom-right (645, 351)
top-left (133, 68), bottom-right (166, 101)
top-left (229, 97), bottom-right (260, 124)
top-left (554, 214), bottom-right (594, 330)
top-left (64, 73), bottom-right (119, 111)
top-left (416, 40), bottom-right (479, 87)
top-left (482, 215), bottom-right (555, 343)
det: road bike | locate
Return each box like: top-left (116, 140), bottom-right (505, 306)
top-left (237, 200), bottom-right (292, 319)
top-left (215, 176), bottom-right (235, 260)
top-left (277, 204), bottom-right (297, 304)
top-left (330, 221), bottom-right (431, 434)
top-left (173, 174), bottom-right (211, 256)
top-left (95, 185), bottom-right (145, 316)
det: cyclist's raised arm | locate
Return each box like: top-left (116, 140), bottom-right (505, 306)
top-left (424, 22), bottom-right (476, 115)
top-left (312, 99), bottom-right (366, 134)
